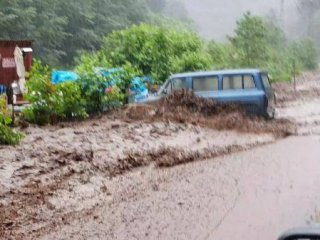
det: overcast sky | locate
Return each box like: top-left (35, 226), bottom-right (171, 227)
top-left (184, 0), bottom-right (300, 40)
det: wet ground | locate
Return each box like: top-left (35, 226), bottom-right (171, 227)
top-left (39, 95), bottom-right (320, 240)
top-left (0, 115), bottom-right (279, 239)
top-left (1, 73), bottom-right (320, 239)
top-left (40, 136), bottom-right (320, 240)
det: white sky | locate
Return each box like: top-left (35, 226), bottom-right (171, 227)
top-left (184, 0), bottom-right (300, 40)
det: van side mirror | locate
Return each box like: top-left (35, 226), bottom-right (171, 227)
top-left (163, 89), bottom-right (167, 95)
top-left (279, 227), bottom-right (320, 240)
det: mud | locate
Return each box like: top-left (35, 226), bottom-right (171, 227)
top-left (120, 90), bottom-right (295, 137)
top-left (0, 117), bottom-right (275, 239)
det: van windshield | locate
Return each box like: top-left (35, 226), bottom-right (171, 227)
top-left (261, 74), bottom-right (271, 89)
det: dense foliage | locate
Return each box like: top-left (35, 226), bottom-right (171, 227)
top-left (0, 95), bottom-right (24, 145)
top-left (78, 65), bottom-right (139, 113)
top-left (76, 14), bottom-right (318, 84)
top-left (76, 24), bottom-right (212, 83)
top-left (23, 60), bottom-right (87, 125)
top-left (0, 0), bottom-right (188, 66)
top-left (24, 60), bottom-right (139, 125)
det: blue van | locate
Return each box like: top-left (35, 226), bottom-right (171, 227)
top-left (144, 69), bottom-right (276, 118)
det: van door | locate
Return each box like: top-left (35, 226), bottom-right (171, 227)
top-left (261, 73), bottom-right (274, 100)
top-left (161, 77), bottom-right (189, 95)
top-left (261, 73), bottom-right (275, 117)
top-left (192, 75), bottom-right (219, 98)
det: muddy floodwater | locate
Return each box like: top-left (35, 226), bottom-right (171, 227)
top-left (1, 74), bottom-right (320, 240)
top-left (40, 136), bottom-right (320, 240)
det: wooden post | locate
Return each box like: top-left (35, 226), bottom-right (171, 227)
top-left (293, 60), bottom-right (297, 94)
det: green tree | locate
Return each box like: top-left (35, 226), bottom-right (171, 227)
top-left (79, 24), bottom-right (211, 83)
top-left (228, 12), bottom-right (269, 67)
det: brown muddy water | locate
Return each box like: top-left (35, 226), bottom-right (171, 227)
top-left (38, 136), bottom-right (320, 240)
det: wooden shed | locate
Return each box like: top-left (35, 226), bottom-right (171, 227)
top-left (0, 40), bottom-right (33, 88)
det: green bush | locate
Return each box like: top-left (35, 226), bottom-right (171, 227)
top-left (24, 60), bottom-right (87, 125)
top-left (24, 60), bottom-right (65, 125)
top-left (25, 59), bottom-right (141, 125)
top-left (75, 51), bottom-right (111, 75)
top-left (0, 95), bottom-right (24, 145)
top-left (78, 73), bottom-right (123, 114)
top-left (77, 24), bottom-right (212, 83)
top-left (56, 82), bottom-right (88, 119)
top-left (77, 64), bottom-right (140, 113)
top-left (288, 39), bottom-right (319, 70)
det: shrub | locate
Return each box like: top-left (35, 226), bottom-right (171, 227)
top-left (24, 60), bottom-right (87, 125)
top-left (78, 72), bottom-right (122, 114)
top-left (76, 24), bottom-right (212, 83)
top-left (288, 39), bottom-right (318, 70)
top-left (24, 60), bottom-right (64, 125)
top-left (0, 95), bottom-right (24, 145)
top-left (75, 51), bottom-right (111, 75)
top-left (56, 82), bottom-right (88, 119)
top-left (77, 64), bottom-right (139, 113)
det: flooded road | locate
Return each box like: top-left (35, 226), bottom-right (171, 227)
top-left (40, 135), bottom-right (320, 240)
top-left (33, 97), bottom-right (320, 240)
top-left (208, 136), bottom-right (320, 240)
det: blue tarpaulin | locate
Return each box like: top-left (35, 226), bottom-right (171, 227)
top-left (96, 68), bottom-right (152, 103)
top-left (51, 71), bottom-right (79, 85)
top-left (95, 68), bottom-right (122, 87)
top-left (0, 85), bottom-right (6, 94)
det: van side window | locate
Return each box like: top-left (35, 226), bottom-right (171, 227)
top-left (223, 75), bottom-right (242, 90)
top-left (193, 76), bottom-right (219, 91)
top-left (172, 78), bottom-right (188, 90)
top-left (243, 75), bottom-right (255, 89)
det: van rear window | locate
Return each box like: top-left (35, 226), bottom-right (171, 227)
top-left (223, 75), bottom-right (255, 90)
top-left (243, 75), bottom-right (255, 89)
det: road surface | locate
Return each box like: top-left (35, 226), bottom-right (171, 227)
top-left (42, 135), bottom-right (320, 240)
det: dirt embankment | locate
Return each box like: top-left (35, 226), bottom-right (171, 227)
top-left (0, 90), bottom-right (295, 239)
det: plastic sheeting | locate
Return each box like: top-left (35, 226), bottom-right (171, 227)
top-left (51, 71), bottom-right (79, 85)
top-left (95, 68), bottom-right (122, 87)
top-left (0, 85), bottom-right (6, 94)
top-left (129, 77), bottom-right (149, 103)
top-left (96, 68), bottom-right (152, 103)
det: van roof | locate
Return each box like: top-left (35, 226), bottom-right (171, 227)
top-left (171, 69), bottom-right (265, 79)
